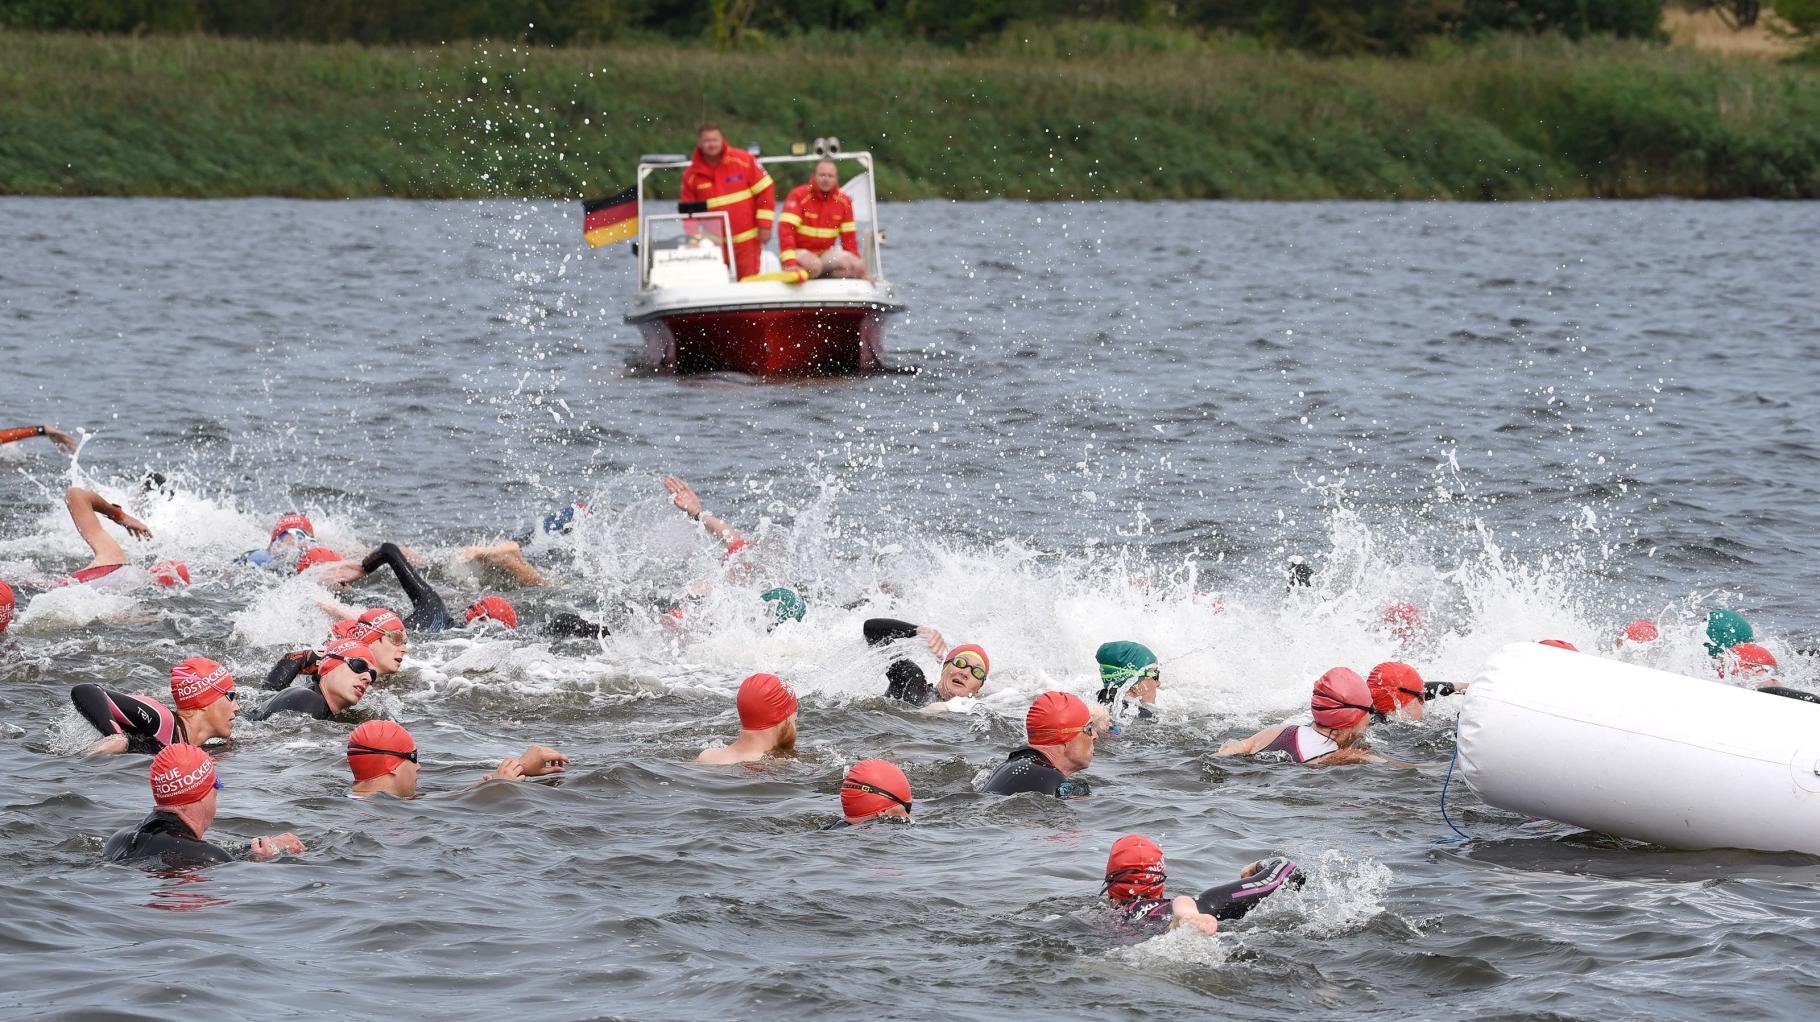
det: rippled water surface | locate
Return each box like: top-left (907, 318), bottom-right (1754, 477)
top-left (3, 197), bottom-right (1820, 1021)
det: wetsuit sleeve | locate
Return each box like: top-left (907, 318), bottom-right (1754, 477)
top-left (248, 687), bottom-right (332, 722)
top-left (263, 650), bottom-right (315, 691)
top-left (360, 542), bottom-right (450, 632)
top-left (1424, 681), bottom-right (1458, 700)
top-left (70, 685), bottom-right (175, 753)
top-left (0, 425), bottom-right (47, 445)
top-left (1192, 857), bottom-right (1304, 921)
top-left (862, 618), bottom-right (921, 645)
top-left (544, 611), bottom-right (610, 639)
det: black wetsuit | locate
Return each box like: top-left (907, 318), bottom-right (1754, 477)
top-left (248, 682), bottom-right (333, 721)
top-left (1116, 858), bottom-right (1305, 929)
top-left (1424, 681), bottom-right (1460, 700)
top-left (69, 685), bottom-right (185, 755)
top-left (864, 618), bottom-right (934, 705)
top-left (981, 746), bottom-right (1090, 797)
top-left (361, 543), bottom-right (451, 633)
top-left (263, 649), bottom-right (319, 691)
top-left (102, 811), bottom-right (236, 868)
top-left (545, 611), bottom-right (610, 639)
top-left (1760, 685), bottom-right (1820, 704)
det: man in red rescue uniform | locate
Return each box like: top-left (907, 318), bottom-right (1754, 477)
top-left (680, 122), bottom-right (775, 281)
top-left (778, 159), bottom-right (866, 280)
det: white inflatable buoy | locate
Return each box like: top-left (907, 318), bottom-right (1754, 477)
top-left (1458, 642), bottom-right (1820, 854)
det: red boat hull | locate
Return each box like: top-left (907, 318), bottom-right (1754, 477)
top-left (638, 306), bottom-right (889, 376)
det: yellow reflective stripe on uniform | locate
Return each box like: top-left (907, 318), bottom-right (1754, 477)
top-left (730, 227), bottom-right (759, 243)
top-left (796, 224), bottom-right (840, 239)
top-left (840, 221), bottom-right (857, 233)
top-left (753, 173), bottom-right (774, 194)
top-left (780, 249), bottom-right (797, 261)
top-left (755, 208), bottom-right (775, 221)
top-left (778, 212), bottom-right (803, 227)
top-left (704, 188), bottom-right (751, 209)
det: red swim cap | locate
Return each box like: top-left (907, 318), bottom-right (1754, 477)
top-left (947, 643), bottom-right (989, 676)
top-left (271, 513), bottom-right (314, 541)
top-left (1104, 834), bottom-right (1166, 902)
top-left (296, 547), bottom-right (341, 574)
top-left (150, 561), bottom-right (190, 587)
top-left (150, 744), bottom-right (218, 808)
top-left (1026, 690), bottom-right (1092, 746)
top-left (347, 720), bottom-right (417, 781)
top-left (466, 595), bottom-right (518, 629)
top-left (736, 673), bottom-right (798, 730)
top-left (1366, 662), bottom-right (1424, 716)
top-left (1382, 602), bottom-right (1423, 640)
top-left (840, 759), bottom-right (912, 822)
top-left (1618, 619), bottom-right (1659, 646)
top-left (0, 579), bottom-right (13, 634)
top-left (353, 607), bottom-right (406, 641)
top-left (329, 619), bottom-right (362, 641)
top-left (1721, 642), bottom-right (1778, 678)
top-left (1538, 639), bottom-right (1578, 651)
top-left (1311, 667), bottom-right (1372, 728)
top-left (170, 656), bottom-right (235, 711)
top-left (321, 638), bottom-right (376, 678)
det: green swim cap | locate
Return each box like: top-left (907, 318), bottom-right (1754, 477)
top-left (761, 587), bottom-right (805, 627)
top-left (1096, 640), bottom-right (1157, 702)
top-left (1705, 609), bottom-right (1752, 657)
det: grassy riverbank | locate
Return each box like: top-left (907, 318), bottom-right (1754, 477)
top-left (3, 27), bottom-right (1818, 200)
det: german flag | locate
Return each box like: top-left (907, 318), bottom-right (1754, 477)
top-left (582, 187), bottom-right (638, 247)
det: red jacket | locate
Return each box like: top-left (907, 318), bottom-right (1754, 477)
top-left (680, 146), bottom-right (775, 275)
top-left (777, 184), bottom-right (859, 269)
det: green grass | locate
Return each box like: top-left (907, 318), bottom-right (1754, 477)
top-left (1, 28), bottom-right (1818, 199)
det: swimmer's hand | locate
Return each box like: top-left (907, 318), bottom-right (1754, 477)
top-left (1090, 705), bottom-right (1113, 734)
top-left (1239, 861), bottom-right (1263, 879)
top-left (45, 426), bottom-right (78, 454)
top-left (1167, 896), bottom-right (1219, 936)
top-left (663, 476), bottom-right (703, 518)
top-left (84, 734), bottom-right (129, 756)
top-left (514, 744), bottom-right (569, 777)
top-left (916, 625), bottom-right (946, 656)
top-left (306, 561), bottom-right (364, 588)
top-left (250, 833), bottom-right (305, 859)
top-left (118, 512), bottom-right (152, 540)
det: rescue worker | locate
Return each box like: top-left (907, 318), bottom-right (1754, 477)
top-left (778, 159), bottom-right (864, 280)
top-left (679, 122), bottom-right (775, 281)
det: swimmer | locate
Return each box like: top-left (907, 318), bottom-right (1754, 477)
top-left (760, 587), bottom-right (805, 630)
top-left (1102, 835), bottom-right (1303, 935)
top-left (832, 759), bottom-right (913, 828)
top-left (102, 744), bottom-right (304, 868)
top-left (862, 617), bottom-right (987, 707)
top-left (457, 540), bottom-right (547, 587)
top-left (266, 607), bottom-right (410, 691)
top-left (697, 673), bottom-right (798, 765)
top-left (981, 691), bottom-right (1096, 797)
top-left (1096, 640), bottom-right (1160, 732)
top-left (238, 513), bottom-right (317, 570)
top-left (71, 657), bottom-right (239, 755)
top-left (1217, 668), bottom-right (1400, 766)
top-left (0, 423), bottom-right (77, 453)
top-left (1365, 661), bottom-right (1465, 723)
top-left (1706, 609), bottom-right (1754, 657)
top-left (462, 594), bottom-right (614, 639)
top-left (664, 476), bottom-right (750, 559)
top-left (247, 638), bottom-right (373, 721)
top-left (1382, 602), bottom-right (1424, 643)
top-left (345, 542), bottom-right (452, 631)
top-left (346, 721), bottom-right (568, 797)
top-left (0, 579), bottom-right (14, 636)
top-left (57, 486), bottom-right (188, 587)
top-left (1718, 642), bottom-right (1778, 683)
top-left (1616, 619), bottom-right (1660, 647)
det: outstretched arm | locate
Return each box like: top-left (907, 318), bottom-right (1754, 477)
top-left (1216, 724), bottom-right (1288, 757)
top-left (460, 541), bottom-right (547, 586)
top-left (664, 476), bottom-right (745, 550)
top-left (64, 487), bottom-right (147, 567)
top-left (2, 425), bottom-right (77, 453)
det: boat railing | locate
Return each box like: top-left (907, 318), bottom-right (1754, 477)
top-left (635, 150), bottom-right (886, 286)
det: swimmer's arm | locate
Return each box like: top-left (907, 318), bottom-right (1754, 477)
top-left (863, 618), bottom-right (948, 657)
top-left (459, 541), bottom-right (547, 586)
top-left (64, 487), bottom-right (145, 565)
top-left (82, 734), bottom-right (130, 756)
top-left (1166, 895), bottom-right (1219, 936)
top-left (315, 596), bottom-right (361, 620)
top-left (1312, 747), bottom-right (1413, 767)
top-left (1425, 680), bottom-right (1466, 699)
top-left (1, 424), bottom-right (77, 452)
top-left (472, 745), bottom-right (568, 785)
top-left (1216, 724), bottom-right (1287, 757)
top-left (664, 475), bottom-right (743, 549)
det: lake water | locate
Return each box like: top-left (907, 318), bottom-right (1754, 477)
top-left (2, 196), bottom-right (1819, 1020)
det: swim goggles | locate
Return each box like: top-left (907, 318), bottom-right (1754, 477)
top-left (1100, 865), bottom-right (1166, 896)
top-left (1317, 698), bottom-right (1377, 716)
top-left (320, 652), bottom-right (378, 683)
top-left (946, 655), bottom-right (987, 681)
top-left (840, 779), bottom-right (911, 813)
top-left (347, 742), bottom-right (418, 764)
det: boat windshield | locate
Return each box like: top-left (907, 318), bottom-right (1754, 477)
top-left (642, 213), bottom-right (736, 289)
